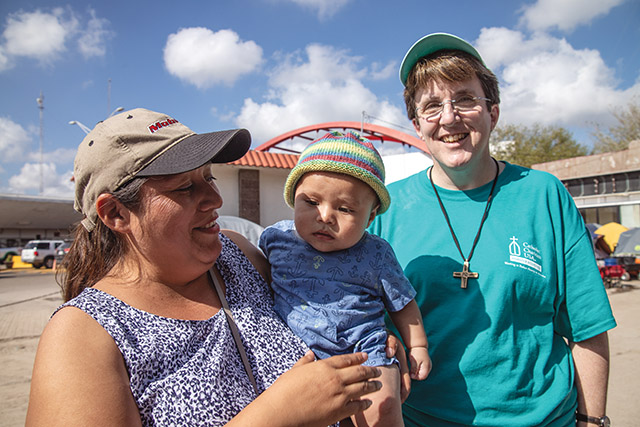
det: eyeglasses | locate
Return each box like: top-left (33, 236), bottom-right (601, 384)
top-left (415, 95), bottom-right (492, 121)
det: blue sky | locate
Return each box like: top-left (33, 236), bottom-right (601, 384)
top-left (0, 0), bottom-right (638, 197)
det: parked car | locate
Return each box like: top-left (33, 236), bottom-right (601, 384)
top-left (54, 241), bottom-right (72, 268)
top-left (0, 247), bottom-right (22, 269)
top-left (20, 240), bottom-right (65, 269)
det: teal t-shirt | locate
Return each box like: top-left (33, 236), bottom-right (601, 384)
top-left (369, 162), bottom-right (616, 427)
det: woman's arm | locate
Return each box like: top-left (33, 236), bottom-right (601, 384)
top-left (228, 351), bottom-right (381, 427)
top-left (570, 332), bottom-right (610, 426)
top-left (26, 307), bottom-right (142, 427)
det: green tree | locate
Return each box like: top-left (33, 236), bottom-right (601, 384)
top-left (490, 124), bottom-right (588, 168)
top-left (591, 101), bottom-right (640, 154)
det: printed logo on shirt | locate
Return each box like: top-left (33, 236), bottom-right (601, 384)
top-left (312, 255), bottom-right (325, 269)
top-left (504, 236), bottom-right (546, 278)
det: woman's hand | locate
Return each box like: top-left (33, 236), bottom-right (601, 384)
top-left (229, 351), bottom-right (381, 427)
top-left (385, 332), bottom-right (411, 402)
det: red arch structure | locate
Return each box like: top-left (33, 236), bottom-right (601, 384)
top-left (255, 121), bottom-right (429, 154)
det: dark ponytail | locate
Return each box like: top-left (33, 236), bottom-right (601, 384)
top-left (56, 177), bottom-right (147, 301)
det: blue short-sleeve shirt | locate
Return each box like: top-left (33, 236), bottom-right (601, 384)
top-left (260, 220), bottom-right (416, 366)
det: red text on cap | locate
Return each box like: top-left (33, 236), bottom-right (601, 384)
top-left (148, 118), bottom-right (179, 133)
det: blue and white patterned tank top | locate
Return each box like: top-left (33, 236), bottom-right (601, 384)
top-left (57, 233), bottom-right (308, 426)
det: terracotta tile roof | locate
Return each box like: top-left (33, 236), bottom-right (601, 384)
top-left (229, 150), bottom-right (299, 169)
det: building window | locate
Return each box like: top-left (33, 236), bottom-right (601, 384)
top-left (566, 179), bottom-right (583, 197)
top-left (580, 206), bottom-right (621, 225)
top-left (582, 178), bottom-right (598, 196)
top-left (564, 172), bottom-right (640, 196)
top-left (629, 171), bottom-right (640, 192)
top-left (598, 206), bottom-right (619, 224)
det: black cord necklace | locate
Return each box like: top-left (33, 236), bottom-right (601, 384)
top-left (428, 158), bottom-right (500, 288)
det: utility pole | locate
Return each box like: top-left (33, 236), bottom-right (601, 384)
top-left (107, 78), bottom-right (112, 117)
top-left (36, 91), bottom-right (44, 195)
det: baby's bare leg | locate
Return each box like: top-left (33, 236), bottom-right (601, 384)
top-left (351, 364), bottom-right (403, 427)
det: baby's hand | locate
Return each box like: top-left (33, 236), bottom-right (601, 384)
top-left (409, 346), bottom-right (432, 380)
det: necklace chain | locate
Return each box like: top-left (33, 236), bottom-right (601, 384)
top-left (428, 158), bottom-right (499, 287)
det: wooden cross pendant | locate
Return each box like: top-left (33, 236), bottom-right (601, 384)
top-left (453, 260), bottom-right (478, 289)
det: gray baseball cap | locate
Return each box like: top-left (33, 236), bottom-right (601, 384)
top-left (74, 108), bottom-right (251, 231)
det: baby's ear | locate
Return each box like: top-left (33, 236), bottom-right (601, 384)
top-left (367, 204), bottom-right (380, 227)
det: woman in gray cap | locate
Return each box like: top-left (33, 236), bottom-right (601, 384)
top-left (26, 108), bottom-right (393, 426)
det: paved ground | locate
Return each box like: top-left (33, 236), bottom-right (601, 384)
top-left (0, 266), bottom-right (638, 426)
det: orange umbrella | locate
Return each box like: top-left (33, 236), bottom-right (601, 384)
top-left (595, 222), bottom-right (629, 253)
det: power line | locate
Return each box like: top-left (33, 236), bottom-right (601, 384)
top-left (361, 111), bottom-right (415, 133)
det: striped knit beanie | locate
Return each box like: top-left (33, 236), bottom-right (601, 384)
top-left (284, 131), bottom-right (390, 213)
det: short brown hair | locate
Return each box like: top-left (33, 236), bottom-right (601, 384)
top-left (403, 50), bottom-right (500, 121)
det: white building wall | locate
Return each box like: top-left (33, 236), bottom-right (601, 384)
top-left (210, 164), bottom-right (241, 218)
top-left (621, 204), bottom-right (640, 229)
top-left (211, 164), bottom-right (292, 228)
top-left (259, 168), bottom-right (293, 227)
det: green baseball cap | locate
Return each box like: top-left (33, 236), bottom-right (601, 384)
top-left (399, 32), bottom-right (485, 86)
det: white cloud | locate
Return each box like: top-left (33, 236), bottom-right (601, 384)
top-left (77, 8), bottom-right (113, 58)
top-left (476, 27), bottom-right (640, 130)
top-left (26, 147), bottom-right (77, 164)
top-left (0, 7), bottom-right (110, 70)
top-left (370, 61), bottom-right (397, 81)
top-left (0, 116), bottom-right (77, 197)
top-left (2, 8), bottom-right (77, 62)
top-left (519, 0), bottom-right (626, 32)
top-left (279, 0), bottom-right (352, 19)
top-left (235, 44), bottom-right (407, 145)
top-left (163, 27), bottom-right (263, 89)
top-left (0, 117), bottom-right (31, 161)
top-left (7, 162), bottom-right (74, 197)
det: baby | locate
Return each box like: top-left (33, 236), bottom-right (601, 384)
top-left (259, 131), bottom-right (431, 426)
